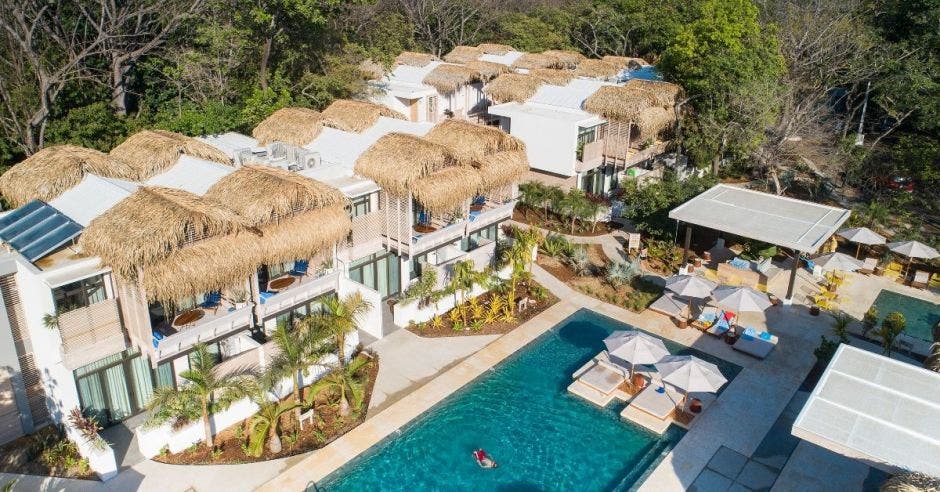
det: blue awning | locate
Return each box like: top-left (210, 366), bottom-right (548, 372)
top-left (0, 200), bottom-right (82, 262)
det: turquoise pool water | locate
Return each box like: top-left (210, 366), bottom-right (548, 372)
top-left (318, 309), bottom-right (740, 491)
top-left (871, 290), bottom-right (939, 341)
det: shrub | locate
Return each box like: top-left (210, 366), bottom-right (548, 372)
top-left (813, 336), bottom-right (839, 363)
top-left (830, 312), bottom-right (852, 344)
top-left (877, 311), bottom-right (906, 356)
top-left (862, 306), bottom-right (878, 334)
top-left (605, 260), bottom-right (638, 288)
top-left (646, 240), bottom-right (683, 272)
top-left (566, 246), bottom-right (592, 276)
top-left (541, 233), bottom-right (573, 258)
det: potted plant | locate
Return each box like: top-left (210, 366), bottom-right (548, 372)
top-left (228, 288), bottom-right (249, 309)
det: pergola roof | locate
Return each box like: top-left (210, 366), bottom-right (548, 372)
top-left (792, 345), bottom-right (940, 477)
top-left (669, 184), bottom-right (850, 253)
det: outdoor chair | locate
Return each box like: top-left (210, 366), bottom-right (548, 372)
top-left (911, 270), bottom-right (930, 289)
top-left (692, 306), bottom-right (719, 331)
top-left (857, 257), bottom-right (878, 275)
top-left (705, 314), bottom-right (731, 337)
top-left (200, 291), bottom-right (222, 313)
top-left (290, 259), bottom-right (309, 280)
top-left (733, 327), bottom-right (778, 359)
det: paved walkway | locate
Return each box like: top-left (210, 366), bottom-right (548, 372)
top-left (509, 219), bottom-right (633, 263)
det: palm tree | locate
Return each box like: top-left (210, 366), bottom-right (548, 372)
top-left (501, 236), bottom-right (534, 315)
top-left (147, 343), bottom-right (249, 449)
top-left (925, 342), bottom-right (940, 373)
top-left (268, 322), bottom-right (332, 421)
top-left (450, 260), bottom-right (477, 326)
top-left (518, 182), bottom-right (545, 220)
top-left (243, 376), bottom-right (298, 457)
top-left (544, 186), bottom-right (564, 223)
top-left (311, 359), bottom-right (367, 417)
top-left (312, 292), bottom-right (373, 370)
top-left (880, 471), bottom-right (940, 491)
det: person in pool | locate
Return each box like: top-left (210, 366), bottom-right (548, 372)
top-left (474, 449), bottom-right (497, 468)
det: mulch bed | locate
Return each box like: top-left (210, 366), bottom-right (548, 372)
top-left (537, 249), bottom-right (661, 313)
top-left (153, 352), bottom-right (379, 465)
top-left (406, 281), bottom-right (559, 338)
top-left (0, 426), bottom-right (97, 480)
top-left (512, 206), bottom-right (622, 237)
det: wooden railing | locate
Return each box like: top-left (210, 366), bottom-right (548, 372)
top-left (58, 298), bottom-right (127, 369)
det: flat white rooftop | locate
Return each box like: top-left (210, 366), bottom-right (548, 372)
top-left (792, 344), bottom-right (940, 477)
top-left (488, 102), bottom-right (601, 125)
top-left (669, 184), bottom-right (850, 253)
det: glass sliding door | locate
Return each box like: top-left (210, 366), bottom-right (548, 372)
top-left (74, 349), bottom-right (168, 427)
top-left (348, 252), bottom-right (402, 298)
top-left (103, 365), bottom-right (133, 421)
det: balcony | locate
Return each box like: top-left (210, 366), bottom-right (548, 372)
top-left (466, 200), bottom-right (515, 230)
top-left (576, 139), bottom-right (606, 172)
top-left (349, 210), bottom-right (385, 248)
top-left (258, 270), bottom-right (339, 319)
top-left (151, 305), bottom-right (253, 361)
top-left (58, 298), bottom-right (127, 369)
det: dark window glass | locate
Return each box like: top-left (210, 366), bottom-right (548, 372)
top-left (53, 275), bottom-right (106, 313)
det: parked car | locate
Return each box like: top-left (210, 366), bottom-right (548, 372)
top-left (878, 174), bottom-right (915, 192)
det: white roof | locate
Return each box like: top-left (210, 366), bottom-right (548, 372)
top-left (305, 127), bottom-right (373, 167)
top-left (197, 132), bottom-right (262, 158)
top-left (668, 184), bottom-right (850, 253)
top-left (792, 344), bottom-right (940, 477)
top-left (381, 81), bottom-right (436, 99)
top-left (479, 51), bottom-right (524, 66)
top-left (530, 79), bottom-right (611, 111)
top-left (488, 102), bottom-right (601, 125)
top-left (388, 61), bottom-right (441, 85)
top-left (145, 155), bottom-right (234, 195)
top-left (363, 116), bottom-right (432, 138)
top-left (49, 174), bottom-right (138, 226)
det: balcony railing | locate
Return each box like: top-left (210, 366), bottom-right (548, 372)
top-left (152, 305), bottom-right (253, 361)
top-left (58, 298), bottom-right (127, 369)
top-left (258, 271), bottom-right (338, 318)
top-left (467, 201), bottom-right (515, 230)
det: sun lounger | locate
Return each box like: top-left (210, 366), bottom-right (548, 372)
top-left (578, 363), bottom-right (625, 395)
top-left (648, 293), bottom-right (691, 322)
top-left (630, 385), bottom-right (683, 420)
top-left (911, 270), bottom-right (930, 289)
top-left (692, 306), bottom-right (719, 331)
top-left (857, 257), bottom-right (878, 275)
top-left (733, 327), bottom-right (778, 359)
top-left (705, 315), bottom-right (731, 337)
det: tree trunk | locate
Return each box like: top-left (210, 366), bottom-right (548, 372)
top-left (267, 427), bottom-right (282, 454)
top-left (336, 333), bottom-right (346, 369)
top-left (110, 57), bottom-right (130, 116)
top-left (294, 370), bottom-right (303, 422)
top-left (258, 17), bottom-right (277, 90)
top-left (202, 399), bottom-right (213, 448)
top-left (570, 215), bottom-right (577, 234)
top-left (339, 394), bottom-right (351, 417)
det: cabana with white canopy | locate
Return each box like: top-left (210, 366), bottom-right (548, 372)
top-left (669, 184), bottom-right (851, 303)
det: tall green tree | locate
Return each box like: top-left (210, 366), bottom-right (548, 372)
top-left (268, 322), bottom-right (332, 421)
top-left (307, 292), bottom-right (373, 370)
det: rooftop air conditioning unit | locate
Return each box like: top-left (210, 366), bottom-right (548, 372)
top-left (233, 148), bottom-right (252, 167)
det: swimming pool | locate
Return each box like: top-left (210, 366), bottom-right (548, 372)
top-left (317, 309), bottom-right (740, 491)
top-left (870, 290), bottom-right (939, 341)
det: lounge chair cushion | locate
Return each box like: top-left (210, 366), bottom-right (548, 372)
top-left (729, 257), bottom-right (751, 270)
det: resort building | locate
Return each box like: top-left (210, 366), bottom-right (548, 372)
top-left (369, 46), bottom-right (680, 195)
top-left (0, 101), bottom-right (527, 451)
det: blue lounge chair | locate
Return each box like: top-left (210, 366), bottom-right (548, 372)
top-left (152, 329), bottom-right (165, 348)
top-left (259, 291), bottom-right (275, 305)
top-left (734, 327), bottom-right (778, 359)
top-left (290, 259), bottom-right (309, 278)
top-left (705, 314), bottom-right (731, 337)
top-left (200, 291), bottom-right (222, 313)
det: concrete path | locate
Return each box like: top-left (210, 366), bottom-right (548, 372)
top-left (367, 328), bottom-right (499, 414)
top-left (509, 220), bottom-right (632, 263)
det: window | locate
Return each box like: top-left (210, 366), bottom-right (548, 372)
top-left (462, 224), bottom-right (499, 252)
top-left (74, 349), bottom-right (174, 427)
top-left (576, 123), bottom-right (608, 161)
top-left (350, 195), bottom-right (371, 218)
top-left (268, 292), bottom-right (333, 332)
top-left (53, 275), bottom-right (106, 313)
top-left (349, 252), bottom-right (401, 298)
top-left (427, 96), bottom-right (438, 122)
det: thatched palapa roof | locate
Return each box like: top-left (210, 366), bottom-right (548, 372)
top-left (464, 60), bottom-right (509, 80)
top-left (476, 150), bottom-right (529, 193)
top-left (358, 59), bottom-right (386, 80)
top-left (205, 165), bottom-right (346, 226)
top-left (0, 145), bottom-right (135, 207)
top-left (425, 119), bottom-right (524, 163)
top-left (478, 43), bottom-right (513, 55)
top-left (422, 64), bottom-right (482, 93)
top-left (252, 107), bottom-right (344, 147)
top-left (511, 53), bottom-right (554, 70)
top-left (484, 73), bottom-right (543, 103)
top-left (529, 68), bottom-right (575, 86)
top-left (354, 133), bottom-right (463, 196)
top-left (542, 50), bottom-right (585, 69)
top-left (140, 235), bottom-right (258, 304)
top-left (602, 55), bottom-right (648, 68)
top-left (395, 51), bottom-right (438, 67)
top-left (575, 59), bottom-right (621, 78)
top-left (321, 99), bottom-right (405, 133)
top-left (109, 130), bottom-right (231, 180)
top-left (412, 166), bottom-right (483, 215)
top-left (624, 79), bottom-right (681, 107)
top-left (79, 186), bottom-right (252, 281)
top-left (584, 86), bottom-right (655, 122)
top-left (635, 107), bottom-right (675, 140)
top-left (247, 206), bottom-right (351, 266)
top-left (443, 45), bottom-right (483, 64)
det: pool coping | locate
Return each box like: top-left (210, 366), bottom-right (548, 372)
top-left (257, 300), bottom-right (581, 490)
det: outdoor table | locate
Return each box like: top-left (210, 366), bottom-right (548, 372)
top-left (268, 276), bottom-right (296, 292)
top-left (173, 309), bottom-right (204, 327)
top-left (413, 224), bottom-right (436, 234)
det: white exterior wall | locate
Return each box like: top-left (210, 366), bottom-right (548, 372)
top-left (337, 277), bottom-right (383, 339)
top-left (372, 91), bottom-right (413, 120)
top-left (506, 112), bottom-right (579, 176)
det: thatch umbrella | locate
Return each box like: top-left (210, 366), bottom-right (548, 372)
top-left (529, 68), bottom-right (575, 86)
top-left (464, 60), bottom-right (509, 80)
top-left (478, 43), bottom-right (513, 55)
top-left (252, 107), bottom-right (346, 147)
top-left (584, 85), bottom-right (656, 121)
top-left (79, 186), bottom-right (253, 280)
top-left (511, 52), bottom-right (554, 70)
top-left (475, 150), bottom-right (529, 194)
top-left (395, 51), bottom-right (438, 67)
top-left (624, 79), bottom-right (682, 107)
top-left (412, 166), bottom-right (483, 215)
top-left (321, 99), bottom-right (405, 133)
top-left (635, 106), bottom-right (676, 140)
top-left (575, 59), bottom-right (621, 79)
top-left (109, 130), bottom-right (232, 180)
top-left (484, 73), bottom-right (543, 103)
top-left (443, 45), bottom-right (483, 64)
top-left (542, 50), bottom-right (585, 69)
top-left (354, 133), bottom-right (462, 196)
top-left (422, 64), bottom-right (482, 93)
top-left (602, 55), bottom-right (648, 69)
top-left (879, 472), bottom-right (940, 492)
top-left (205, 165), bottom-right (346, 226)
top-left (425, 119), bottom-right (525, 163)
top-left (0, 145), bottom-right (136, 207)
top-left (358, 59), bottom-right (386, 80)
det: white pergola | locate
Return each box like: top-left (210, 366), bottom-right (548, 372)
top-left (792, 345), bottom-right (940, 477)
top-left (669, 184), bottom-right (851, 300)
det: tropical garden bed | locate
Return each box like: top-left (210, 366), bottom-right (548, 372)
top-left (153, 351), bottom-right (379, 465)
top-left (0, 425), bottom-right (96, 480)
top-left (515, 181), bottom-right (619, 237)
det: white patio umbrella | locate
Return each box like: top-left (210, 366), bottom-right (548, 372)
top-left (604, 330), bottom-right (669, 378)
top-left (837, 227), bottom-right (886, 258)
top-left (664, 275), bottom-right (717, 323)
top-left (654, 355), bottom-right (728, 410)
top-left (711, 285), bottom-right (773, 313)
top-left (813, 252), bottom-right (864, 273)
top-left (888, 240), bottom-right (940, 277)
